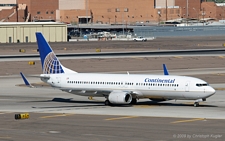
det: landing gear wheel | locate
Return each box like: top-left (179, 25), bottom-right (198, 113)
top-left (194, 102), bottom-right (199, 107)
top-left (130, 98), bottom-right (137, 105)
top-left (105, 100), bottom-right (112, 106)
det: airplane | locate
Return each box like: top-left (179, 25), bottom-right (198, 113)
top-left (21, 32), bottom-right (216, 107)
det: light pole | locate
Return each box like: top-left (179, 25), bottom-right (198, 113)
top-left (158, 10), bottom-right (161, 25)
top-left (16, 0), bottom-right (18, 22)
top-left (202, 8), bottom-right (205, 26)
top-left (122, 9), bottom-right (124, 35)
top-left (222, 4), bottom-right (224, 21)
top-left (116, 8), bottom-right (127, 35)
top-left (186, 0), bottom-right (188, 19)
top-left (193, 8), bottom-right (198, 25)
top-left (86, 0), bottom-right (88, 24)
top-left (165, 0), bottom-right (167, 21)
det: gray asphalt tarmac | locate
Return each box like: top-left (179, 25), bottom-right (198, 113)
top-left (0, 76), bottom-right (225, 141)
top-left (1, 36), bottom-right (225, 141)
top-left (1, 113), bottom-right (224, 141)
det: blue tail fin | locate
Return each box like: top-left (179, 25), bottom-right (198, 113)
top-left (36, 32), bottom-right (76, 74)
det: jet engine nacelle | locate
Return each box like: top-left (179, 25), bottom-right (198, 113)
top-left (108, 92), bottom-right (132, 104)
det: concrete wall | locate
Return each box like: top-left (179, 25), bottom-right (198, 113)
top-left (175, 0), bottom-right (201, 19)
top-left (201, 2), bottom-right (217, 19)
top-left (59, 0), bottom-right (85, 10)
top-left (18, 0), bottom-right (58, 21)
top-left (0, 23), bottom-right (67, 43)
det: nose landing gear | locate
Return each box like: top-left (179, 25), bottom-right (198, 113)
top-left (194, 98), bottom-right (205, 107)
top-left (194, 102), bottom-right (199, 107)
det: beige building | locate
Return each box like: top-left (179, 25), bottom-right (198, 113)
top-left (0, 22), bottom-right (67, 43)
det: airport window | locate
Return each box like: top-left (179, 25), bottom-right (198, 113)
top-left (124, 8), bottom-right (129, 12)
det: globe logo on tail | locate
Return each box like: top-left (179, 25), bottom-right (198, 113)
top-left (43, 52), bottom-right (64, 74)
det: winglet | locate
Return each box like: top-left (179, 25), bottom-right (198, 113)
top-left (20, 72), bottom-right (34, 88)
top-left (163, 64), bottom-right (169, 75)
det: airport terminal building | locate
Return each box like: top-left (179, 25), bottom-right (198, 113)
top-left (0, 0), bottom-right (225, 24)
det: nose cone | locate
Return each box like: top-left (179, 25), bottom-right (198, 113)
top-left (210, 87), bottom-right (216, 94)
top-left (206, 86), bottom-right (216, 97)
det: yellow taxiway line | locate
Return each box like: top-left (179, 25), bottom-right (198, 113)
top-left (218, 56), bottom-right (225, 59)
top-left (105, 116), bottom-right (138, 121)
top-left (171, 118), bottom-right (205, 124)
top-left (40, 114), bottom-right (74, 119)
top-left (215, 88), bottom-right (225, 90)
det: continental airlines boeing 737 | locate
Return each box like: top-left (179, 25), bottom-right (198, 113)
top-left (22, 32), bottom-right (216, 107)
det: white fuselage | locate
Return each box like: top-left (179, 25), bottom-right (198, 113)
top-left (41, 73), bottom-right (215, 100)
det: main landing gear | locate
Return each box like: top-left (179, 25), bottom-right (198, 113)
top-left (104, 100), bottom-right (112, 106)
top-left (130, 98), bottom-right (137, 105)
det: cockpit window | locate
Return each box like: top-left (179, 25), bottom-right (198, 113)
top-left (196, 83), bottom-right (208, 87)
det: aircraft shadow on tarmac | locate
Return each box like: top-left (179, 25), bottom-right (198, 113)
top-left (137, 101), bottom-right (218, 107)
top-left (29, 97), bottom-right (217, 108)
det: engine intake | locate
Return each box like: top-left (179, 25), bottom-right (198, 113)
top-left (108, 91), bottom-right (132, 104)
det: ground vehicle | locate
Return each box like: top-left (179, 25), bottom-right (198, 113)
top-left (133, 36), bottom-right (147, 41)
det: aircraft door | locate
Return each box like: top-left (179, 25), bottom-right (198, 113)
top-left (121, 82), bottom-right (128, 89)
top-left (185, 81), bottom-right (190, 92)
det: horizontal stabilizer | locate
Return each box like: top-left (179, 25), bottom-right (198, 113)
top-left (20, 72), bottom-right (34, 88)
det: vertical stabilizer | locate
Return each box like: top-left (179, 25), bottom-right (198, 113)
top-left (36, 32), bottom-right (76, 74)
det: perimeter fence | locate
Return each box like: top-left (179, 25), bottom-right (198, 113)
top-left (133, 25), bottom-right (225, 37)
